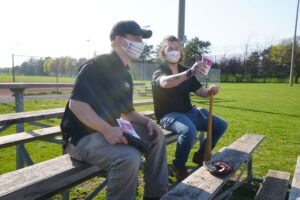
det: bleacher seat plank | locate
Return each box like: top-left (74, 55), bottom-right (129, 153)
top-left (139, 110), bottom-right (155, 117)
top-left (133, 99), bottom-right (153, 106)
top-left (0, 126), bottom-right (61, 149)
top-left (0, 108), bottom-right (64, 126)
top-left (0, 126), bottom-right (176, 150)
top-left (161, 134), bottom-right (265, 200)
top-left (0, 99), bottom-right (153, 126)
top-left (0, 154), bottom-right (102, 200)
top-left (289, 156), bottom-right (300, 200)
top-left (0, 110), bottom-right (171, 150)
top-left (254, 169), bottom-right (290, 200)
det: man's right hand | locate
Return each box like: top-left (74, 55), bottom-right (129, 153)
top-left (103, 127), bottom-right (131, 145)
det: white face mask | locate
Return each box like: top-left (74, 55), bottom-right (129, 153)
top-left (121, 37), bottom-right (145, 60)
top-left (165, 50), bottom-right (181, 64)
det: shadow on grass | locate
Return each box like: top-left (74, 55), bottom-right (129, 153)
top-left (192, 98), bottom-right (236, 104)
top-left (0, 103), bottom-right (15, 110)
top-left (192, 99), bottom-right (300, 118)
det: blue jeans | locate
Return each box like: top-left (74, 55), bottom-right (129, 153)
top-left (160, 107), bottom-right (228, 168)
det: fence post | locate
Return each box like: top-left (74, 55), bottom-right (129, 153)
top-left (12, 54), bottom-right (15, 82)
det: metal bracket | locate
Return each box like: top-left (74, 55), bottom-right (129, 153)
top-left (28, 121), bottom-right (52, 128)
top-left (20, 145), bottom-right (34, 166)
top-left (0, 124), bottom-right (12, 133)
top-left (85, 179), bottom-right (108, 200)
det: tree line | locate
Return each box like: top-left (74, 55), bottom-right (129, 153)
top-left (0, 56), bottom-right (88, 77)
top-left (214, 40), bottom-right (299, 83)
top-left (0, 37), bottom-right (299, 83)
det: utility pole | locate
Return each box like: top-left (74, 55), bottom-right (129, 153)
top-left (12, 54), bottom-right (15, 82)
top-left (56, 59), bottom-right (58, 93)
top-left (87, 39), bottom-right (90, 59)
top-left (178, 0), bottom-right (185, 43)
top-left (290, 0), bottom-right (300, 86)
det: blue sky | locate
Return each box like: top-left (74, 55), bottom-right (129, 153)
top-left (0, 0), bottom-right (298, 68)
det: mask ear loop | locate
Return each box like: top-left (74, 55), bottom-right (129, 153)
top-left (120, 37), bottom-right (129, 48)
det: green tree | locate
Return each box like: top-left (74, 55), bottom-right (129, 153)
top-left (64, 57), bottom-right (72, 75)
top-left (58, 57), bottom-right (65, 76)
top-left (35, 59), bottom-right (45, 75)
top-left (140, 44), bottom-right (154, 61)
top-left (64, 57), bottom-right (77, 76)
top-left (43, 58), bottom-right (55, 75)
top-left (271, 41), bottom-right (300, 83)
top-left (183, 37), bottom-right (211, 66)
top-left (260, 47), bottom-right (277, 82)
top-left (245, 51), bottom-right (260, 81)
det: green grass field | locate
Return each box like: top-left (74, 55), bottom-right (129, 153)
top-left (0, 74), bottom-right (75, 83)
top-left (1, 74), bottom-right (297, 84)
top-left (0, 83), bottom-right (299, 199)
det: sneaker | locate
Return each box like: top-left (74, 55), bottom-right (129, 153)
top-left (192, 152), bottom-right (204, 166)
top-left (171, 165), bottom-right (189, 181)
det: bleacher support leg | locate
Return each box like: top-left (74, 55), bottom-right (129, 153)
top-left (247, 156), bottom-right (253, 184)
top-left (85, 179), bottom-right (108, 200)
top-left (62, 191), bottom-right (69, 200)
top-left (12, 88), bottom-right (25, 169)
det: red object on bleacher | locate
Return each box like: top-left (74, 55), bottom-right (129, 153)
top-left (203, 161), bottom-right (233, 176)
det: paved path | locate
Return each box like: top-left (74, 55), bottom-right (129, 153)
top-left (0, 93), bottom-right (146, 103)
top-left (0, 94), bottom-right (71, 103)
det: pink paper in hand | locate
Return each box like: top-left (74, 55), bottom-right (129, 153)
top-left (202, 56), bottom-right (212, 66)
top-left (119, 122), bottom-right (133, 131)
top-left (116, 119), bottom-right (140, 139)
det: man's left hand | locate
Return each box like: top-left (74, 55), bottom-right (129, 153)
top-left (146, 119), bottom-right (161, 143)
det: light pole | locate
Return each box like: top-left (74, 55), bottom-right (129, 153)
top-left (12, 54), bottom-right (15, 82)
top-left (178, 0), bottom-right (185, 43)
top-left (86, 39), bottom-right (90, 59)
top-left (290, 0), bottom-right (300, 86)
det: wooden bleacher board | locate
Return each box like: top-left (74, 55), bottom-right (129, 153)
top-left (0, 154), bottom-right (101, 200)
top-left (0, 110), bottom-right (159, 150)
top-left (0, 126), bottom-right (61, 149)
top-left (254, 169), bottom-right (290, 200)
top-left (0, 108), bottom-right (64, 126)
top-left (289, 156), bottom-right (300, 200)
top-left (0, 99), bottom-right (153, 126)
top-left (161, 134), bottom-right (265, 200)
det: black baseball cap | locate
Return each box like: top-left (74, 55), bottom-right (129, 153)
top-left (110, 20), bottom-right (152, 41)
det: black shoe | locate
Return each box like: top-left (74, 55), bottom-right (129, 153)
top-left (171, 165), bottom-right (189, 181)
top-left (143, 197), bottom-right (160, 200)
top-left (192, 152), bottom-right (204, 166)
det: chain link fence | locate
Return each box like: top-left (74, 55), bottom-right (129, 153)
top-left (0, 53), bottom-right (295, 84)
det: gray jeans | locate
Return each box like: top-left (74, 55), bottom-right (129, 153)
top-left (66, 124), bottom-right (168, 200)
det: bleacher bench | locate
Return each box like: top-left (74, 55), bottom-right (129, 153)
top-left (289, 156), bottom-right (300, 200)
top-left (0, 110), bottom-right (173, 150)
top-left (254, 169), bottom-right (290, 200)
top-left (0, 128), bottom-right (176, 200)
top-left (0, 99), bottom-right (154, 127)
top-left (0, 108), bottom-right (209, 200)
top-left (161, 133), bottom-right (265, 200)
top-left (0, 106), bottom-right (204, 200)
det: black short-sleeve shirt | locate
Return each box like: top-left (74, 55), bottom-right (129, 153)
top-left (60, 51), bottom-right (134, 148)
top-left (152, 63), bottom-right (202, 122)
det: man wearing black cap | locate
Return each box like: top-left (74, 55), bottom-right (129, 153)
top-left (60, 20), bottom-right (168, 200)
